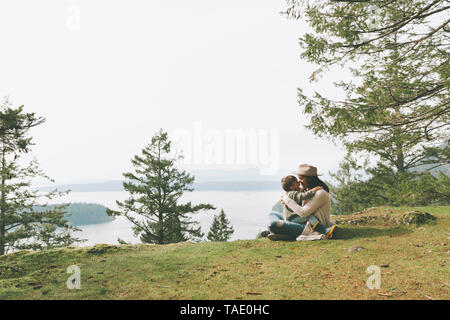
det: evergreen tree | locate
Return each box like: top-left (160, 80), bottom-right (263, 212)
top-left (284, 0), bottom-right (449, 171)
top-left (117, 237), bottom-right (131, 245)
top-left (207, 209), bottom-right (234, 242)
top-left (107, 129), bottom-right (215, 244)
top-left (0, 98), bottom-right (83, 255)
top-left (329, 154), bottom-right (450, 214)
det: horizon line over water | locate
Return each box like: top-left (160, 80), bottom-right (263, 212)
top-left (46, 190), bottom-right (281, 246)
top-left (37, 180), bottom-right (282, 193)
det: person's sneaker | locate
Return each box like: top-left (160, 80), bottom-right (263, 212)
top-left (267, 233), bottom-right (292, 241)
top-left (325, 225), bottom-right (337, 239)
top-left (311, 222), bottom-right (326, 235)
top-left (311, 221), bottom-right (319, 230)
top-left (260, 230), bottom-right (270, 238)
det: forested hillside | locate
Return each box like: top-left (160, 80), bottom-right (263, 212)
top-left (33, 203), bottom-right (114, 226)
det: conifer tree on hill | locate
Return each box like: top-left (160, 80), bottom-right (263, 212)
top-left (207, 209), bottom-right (234, 242)
top-left (107, 129), bottom-right (215, 244)
top-left (284, 0), bottom-right (449, 172)
top-left (0, 97), bottom-right (83, 255)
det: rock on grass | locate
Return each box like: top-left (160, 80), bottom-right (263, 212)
top-left (348, 246), bottom-right (364, 254)
top-left (398, 211), bottom-right (436, 225)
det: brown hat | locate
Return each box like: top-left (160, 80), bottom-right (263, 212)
top-left (291, 164), bottom-right (322, 176)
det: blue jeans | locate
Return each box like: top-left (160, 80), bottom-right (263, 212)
top-left (268, 211), bottom-right (306, 239)
top-left (268, 201), bottom-right (325, 238)
top-left (291, 213), bottom-right (326, 234)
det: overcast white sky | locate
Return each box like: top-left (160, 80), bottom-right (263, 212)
top-left (0, 0), bottom-right (348, 184)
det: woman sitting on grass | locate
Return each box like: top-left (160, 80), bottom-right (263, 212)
top-left (264, 164), bottom-right (336, 241)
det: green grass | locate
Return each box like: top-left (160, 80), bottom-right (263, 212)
top-left (1, 206), bottom-right (449, 300)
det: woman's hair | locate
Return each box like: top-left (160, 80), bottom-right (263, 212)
top-left (306, 176), bottom-right (330, 193)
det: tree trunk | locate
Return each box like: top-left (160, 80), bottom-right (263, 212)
top-left (157, 141), bottom-right (164, 245)
top-left (0, 148), bottom-right (6, 255)
top-left (393, 105), bottom-right (406, 174)
top-left (395, 141), bottom-right (406, 173)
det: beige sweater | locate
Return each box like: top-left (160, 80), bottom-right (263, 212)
top-left (282, 189), bottom-right (332, 227)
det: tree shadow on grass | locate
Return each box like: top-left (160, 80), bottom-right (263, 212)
top-left (332, 224), bottom-right (412, 240)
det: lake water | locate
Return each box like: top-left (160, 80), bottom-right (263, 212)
top-left (48, 191), bottom-right (282, 246)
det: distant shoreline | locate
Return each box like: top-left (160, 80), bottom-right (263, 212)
top-left (33, 203), bottom-right (115, 226)
top-left (38, 180), bottom-right (281, 192)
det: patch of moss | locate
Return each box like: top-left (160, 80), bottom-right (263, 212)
top-left (398, 211), bottom-right (437, 225)
top-left (84, 244), bottom-right (120, 255)
top-left (0, 264), bottom-right (26, 279)
top-left (336, 209), bottom-right (437, 226)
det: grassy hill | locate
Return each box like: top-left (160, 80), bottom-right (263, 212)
top-left (0, 206), bottom-right (448, 300)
